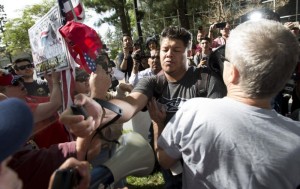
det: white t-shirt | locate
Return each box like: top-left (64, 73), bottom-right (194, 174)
top-left (158, 97), bottom-right (300, 189)
top-left (128, 68), bottom-right (155, 87)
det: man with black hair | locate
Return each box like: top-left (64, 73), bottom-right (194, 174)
top-left (146, 35), bottom-right (159, 51)
top-left (13, 58), bottom-right (50, 97)
top-left (153, 19), bottom-right (300, 189)
top-left (118, 34), bottom-right (134, 83)
top-left (209, 22), bottom-right (231, 50)
top-left (60, 26), bottom-right (227, 189)
top-left (194, 25), bottom-right (207, 54)
top-left (193, 36), bottom-right (212, 67)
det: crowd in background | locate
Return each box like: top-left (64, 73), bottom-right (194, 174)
top-left (0, 8), bottom-right (300, 189)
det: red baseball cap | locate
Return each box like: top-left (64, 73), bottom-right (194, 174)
top-left (0, 74), bottom-right (23, 86)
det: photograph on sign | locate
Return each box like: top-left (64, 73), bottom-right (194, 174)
top-left (28, 5), bottom-right (69, 76)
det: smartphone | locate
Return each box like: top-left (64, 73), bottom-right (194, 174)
top-left (71, 105), bottom-right (88, 120)
top-left (215, 22), bottom-right (227, 29)
top-left (51, 168), bottom-right (81, 189)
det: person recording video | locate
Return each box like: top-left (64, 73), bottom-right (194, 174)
top-left (118, 34), bottom-right (136, 83)
top-left (193, 36), bottom-right (212, 67)
top-left (208, 22), bottom-right (231, 50)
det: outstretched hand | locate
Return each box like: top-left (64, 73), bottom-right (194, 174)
top-left (59, 94), bottom-right (104, 138)
top-left (147, 97), bottom-right (166, 127)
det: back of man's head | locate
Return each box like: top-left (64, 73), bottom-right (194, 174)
top-left (226, 19), bottom-right (299, 98)
top-left (246, 8), bottom-right (280, 22)
top-left (160, 26), bottom-right (192, 49)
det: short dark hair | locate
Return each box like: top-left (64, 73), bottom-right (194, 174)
top-left (14, 58), bottom-right (31, 64)
top-left (101, 51), bottom-right (110, 62)
top-left (197, 26), bottom-right (204, 31)
top-left (122, 33), bottom-right (132, 39)
top-left (200, 36), bottom-right (211, 43)
top-left (146, 35), bottom-right (159, 49)
top-left (160, 26), bottom-right (192, 49)
top-left (133, 39), bottom-right (142, 47)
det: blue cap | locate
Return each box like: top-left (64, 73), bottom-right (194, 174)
top-left (0, 98), bottom-right (33, 162)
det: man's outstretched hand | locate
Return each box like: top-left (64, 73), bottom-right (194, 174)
top-left (60, 94), bottom-right (104, 138)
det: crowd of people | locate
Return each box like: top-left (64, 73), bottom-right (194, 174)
top-left (0, 8), bottom-right (300, 189)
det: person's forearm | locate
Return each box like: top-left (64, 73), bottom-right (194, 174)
top-left (208, 24), bottom-right (214, 40)
top-left (153, 121), bottom-right (175, 169)
top-left (32, 83), bottom-right (62, 124)
top-left (120, 58), bottom-right (128, 70)
top-left (132, 60), bottom-right (139, 74)
top-left (100, 92), bottom-right (147, 125)
top-left (76, 133), bottom-right (101, 161)
top-left (90, 90), bottom-right (106, 100)
top-left (153, 121), bottom-right (164, 152)
top-left (106, 97), bottom-right (139, 123)
top-left (208, 31), bottom-right (213, 40)
top-left (49, 82), bottom-right (62, 109)
top-left (128, 73), bottom-right (138, 87)
top-left (48, 81), bottom-right (53, 93)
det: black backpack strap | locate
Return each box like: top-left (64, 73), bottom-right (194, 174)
top-left (93, 98), bottom-right (123, 143)
top-left (84, 98), bottom-right (123, 160)
top-left (196, 67), bottom-right (211, 97)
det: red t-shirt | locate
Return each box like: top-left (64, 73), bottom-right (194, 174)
top-left (9, 142), bottom-right (76, 189)
top-left (26, 97), bottom-right (71, 148)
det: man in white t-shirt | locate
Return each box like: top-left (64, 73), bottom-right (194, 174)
top-left (129, 49), bottom-right (162, 87)
top-left (152, 19), bottom-right (300, 189)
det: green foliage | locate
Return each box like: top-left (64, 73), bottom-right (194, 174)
top-left (126, 172), bottom-right (164, 189)
top-left (102, 27), bottom-right (122, 60)
top-left (3, 17), bottom-right (35, 56)
top-left (2, 0), bottom-right (55, 56)
top-left (83, 0), bottom-right (119, 26)
top-left (1, 0), bottom-right (289, 62)
top-left (83, 0), bottom-right (131, 35)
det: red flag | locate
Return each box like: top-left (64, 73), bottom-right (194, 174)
top-left (59, 21), bottom-right (103, 73)
top-left (58, 0), bottom-right (85, 25)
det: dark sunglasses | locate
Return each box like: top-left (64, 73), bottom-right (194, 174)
top-left (17, 64), bottom-right (34, 71)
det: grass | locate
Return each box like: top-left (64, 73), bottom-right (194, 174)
top-left (126, 172), bottom-right (164, 189)
top-left (121, 130), bottom-right (164, 188)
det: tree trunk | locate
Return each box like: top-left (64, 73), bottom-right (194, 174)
top-left (133, 0), bottom-right (143, 44)
top-left (118, 0), bottom-right (131, 35)
top-left (177, 0), bottom-right (190, 29)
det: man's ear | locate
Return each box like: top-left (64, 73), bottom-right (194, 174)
top-left (225, 62), bottom-right (240, 85)
top-left (231, 65), bottom-right (240, 84)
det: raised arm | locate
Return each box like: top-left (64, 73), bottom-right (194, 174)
top-left (147, 97), bottom-right (177, 169)
top-left (60, 65), bottom-right (149, 138)
top-left (32, 71), bottom-right (62, 131)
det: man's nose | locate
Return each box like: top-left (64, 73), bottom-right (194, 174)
top-left (166, 49), bottom-right (174, 57)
